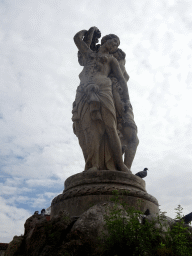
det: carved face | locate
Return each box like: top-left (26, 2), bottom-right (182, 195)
top-left (105, 38), bottom-right (120, 53)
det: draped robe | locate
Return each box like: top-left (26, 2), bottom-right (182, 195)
top-left (72, 53), bottom-right (119, 171)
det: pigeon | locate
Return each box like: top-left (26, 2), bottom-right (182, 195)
top-left (181, 212), bottom-right (192, 224)
top-left (135, 168), bottom-right (148, 178)
top-left (144, 209), bottom-right (150, 216)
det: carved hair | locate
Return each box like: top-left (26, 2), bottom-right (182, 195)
top-left (101, 34), bottom-right (120, 46)
top-left (112, 48), bottom-right (126, 61)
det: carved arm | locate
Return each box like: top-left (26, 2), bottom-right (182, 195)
top-left (110, 57), bottom-right (130, 102)
top-left (83, 27), bottom-right (99, 48)
top-left (74, 30), bottom-right (91, 57)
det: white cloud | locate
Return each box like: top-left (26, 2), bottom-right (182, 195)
top-left (0, 196), bottom-right (31, 243)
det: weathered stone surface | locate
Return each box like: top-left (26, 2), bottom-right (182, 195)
top-left (51, 169), bottom-right (159, 218)
top-left (4, 236), bottom-right (24, 256)
top-left (64, 169), bottom-right (146, 191)
top-left (25, 210), bottom-right (71, 256)
top-left (4, 202), bottom-right (131, 256)
top-left (5, 207), bottom-right (101, 256)
top-left (71, 202), bottom-right (126, 241)
top-left (24, 214), bottom-right (47, 246)
top-left (25, 219), bottom-right (48, 255)
top-left (5, 202), bottom-right (192, 256)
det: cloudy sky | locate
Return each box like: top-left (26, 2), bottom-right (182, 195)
top-left (0, 0), bottom-right (192, 243)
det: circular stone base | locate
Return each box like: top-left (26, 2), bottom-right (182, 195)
top-left (51, 170), bottom-right (159, 218)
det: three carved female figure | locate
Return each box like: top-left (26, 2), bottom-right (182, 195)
top-left (72, 27), bottom-right (139, 173)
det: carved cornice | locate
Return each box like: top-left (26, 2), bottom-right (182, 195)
top-left (52, 185), bottom-right (158, 206)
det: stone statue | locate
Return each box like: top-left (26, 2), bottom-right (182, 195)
top-left (72, 26), bottom-right (138, 173)
top-left (51, 28), bottom-right (158, 219)
top-left (110, 49), bottom-right (139, 170)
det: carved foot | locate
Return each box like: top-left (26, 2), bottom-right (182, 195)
top-left (118, 164), bottom-right (132, 174)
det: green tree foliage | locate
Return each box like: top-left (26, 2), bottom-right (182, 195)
top-left (102, 192), bottom-right (192, 256)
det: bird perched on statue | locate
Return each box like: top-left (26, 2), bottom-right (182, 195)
top-left (135, 168), bottom-right (148, 178)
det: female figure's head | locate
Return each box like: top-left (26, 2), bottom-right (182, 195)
top-left (112, 48), bottom-right (126, 61)
top-left (101, 34), bottom-right (120, 53)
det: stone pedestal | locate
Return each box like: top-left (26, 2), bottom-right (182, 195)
top-left (51, 170), bottom-right (159, 218)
